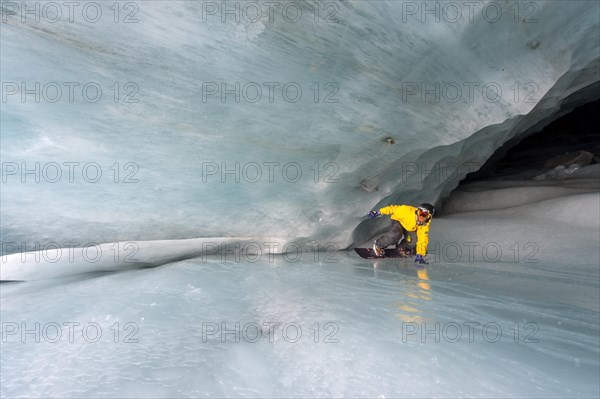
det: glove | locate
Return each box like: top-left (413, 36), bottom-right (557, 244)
top-left (368, 210), bottom-right (381, 219)
top-left (415, 254), bottom-right (428, 265)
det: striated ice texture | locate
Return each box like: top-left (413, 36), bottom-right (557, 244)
top-left (1, 0), bottom-right (599, 249)
top-left (1, 1), bottom-right (599, 397)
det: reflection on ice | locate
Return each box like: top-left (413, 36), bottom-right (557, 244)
top-left (2, 249), bottom-right (598, 397)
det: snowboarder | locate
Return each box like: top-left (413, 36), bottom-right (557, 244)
top-left (368, 203), bottom-right (435, 264)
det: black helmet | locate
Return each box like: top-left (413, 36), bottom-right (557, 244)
top-left (417, 203), bottom-right (435, 217)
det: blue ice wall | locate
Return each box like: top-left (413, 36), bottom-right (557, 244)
top-left (1, 1), bottom-right (599, 250)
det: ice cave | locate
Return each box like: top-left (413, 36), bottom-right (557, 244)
top-left (1, 1), bottom-right (599, 397)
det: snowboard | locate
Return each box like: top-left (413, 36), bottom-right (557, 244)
top-left (354, 248), bottom-right (410, 259)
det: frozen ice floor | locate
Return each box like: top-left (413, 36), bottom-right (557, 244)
top-left (1, 249), bottom-right (599, 398)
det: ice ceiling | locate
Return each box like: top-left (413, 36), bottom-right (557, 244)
top-left (1, 0), bottom-right (599, 252)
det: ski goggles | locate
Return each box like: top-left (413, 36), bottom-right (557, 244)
top-left (417, 208), bottom-right (431, 218)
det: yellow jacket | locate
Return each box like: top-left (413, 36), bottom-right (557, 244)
top-left (379, 205), bottom-right (431, 256)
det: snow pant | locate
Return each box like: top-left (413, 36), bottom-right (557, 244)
top-left (375, 221), bottom-right (417, 253)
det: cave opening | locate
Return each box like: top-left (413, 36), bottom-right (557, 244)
top-left (466, 98), bottom-right (600, 182)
